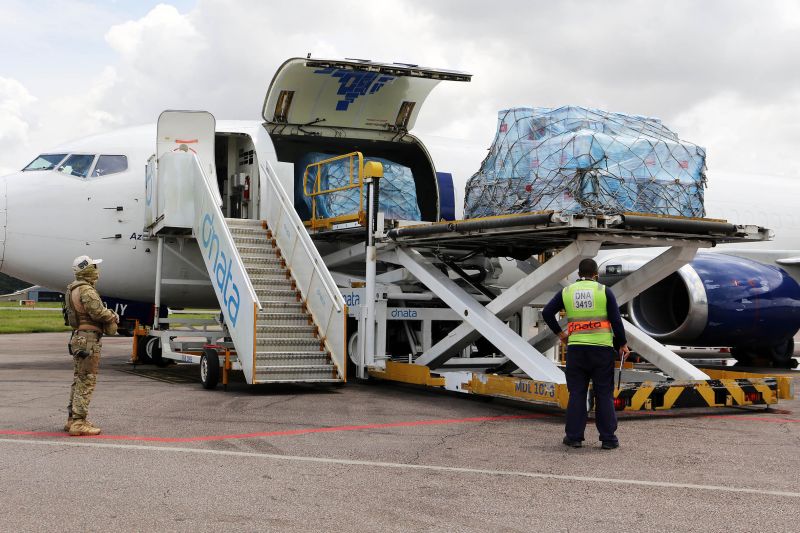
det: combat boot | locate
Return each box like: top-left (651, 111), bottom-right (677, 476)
top-left (63, 417), bottom-right (74, 432)
top-left (69, 419), bottom-right (101, 436)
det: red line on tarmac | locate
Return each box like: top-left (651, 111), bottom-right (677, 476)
top-left (0, 413), bottom-right (555, 443)
top-left (701, 415), bottom-right (800, 423)
top-left (2, 412), bottom-right (797, 444)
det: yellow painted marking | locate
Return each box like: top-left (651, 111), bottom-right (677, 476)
top-left (658, 386), bottom-right (685, 410)
top-left (465, 374), bottom-right (566, 407)
top-left (370, 361), bottom-right (445, 387)
top-left (695, 384), bottom-right (718, 407)
top-left (628, 384), bottom-right (656, 410)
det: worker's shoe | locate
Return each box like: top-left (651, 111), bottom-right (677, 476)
top-left (63, 417), bottom-right (74, 432)
top-left (601, 441), bottom-right (619, 450)
top-left (69, 419), bottom-right (101, 436)
top-left (562, 436), bottom-right (582, 448)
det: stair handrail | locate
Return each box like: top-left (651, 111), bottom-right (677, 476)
top-left (259, 161), bottom-right (344, 312)
top-left (260, 159), bottom-right (347, 380)
top-left (192, 151), bottom-right (261, 312)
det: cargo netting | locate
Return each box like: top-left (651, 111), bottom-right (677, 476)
top-left (464, 106), bottom-right (706, 219)
top-left (295, 152), bottom-right (421, 221)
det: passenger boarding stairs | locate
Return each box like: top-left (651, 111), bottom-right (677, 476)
top-left (227, 219), bottom-right (340, 382)
top-left (147, 111), bottom-right (347, 386)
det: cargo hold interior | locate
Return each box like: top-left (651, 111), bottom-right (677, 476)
top-left (268, 133), bottom-right (438, 222)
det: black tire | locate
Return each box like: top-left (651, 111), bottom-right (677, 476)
top-left (346, 329), bottom-right (360, 380)
top-left (200, 348), bottom-right (220, 390)
top-left (731, 345), bottom-right (760, 367)
top-left (770, 338), bottom-right (798, 369)
top-left (144, 336), bottom-right (166, 367)
top-left (135, 335), bottom-right (153, 364)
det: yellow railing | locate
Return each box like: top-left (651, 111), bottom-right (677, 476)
top-left (303, 152), bottom-right (366, 230)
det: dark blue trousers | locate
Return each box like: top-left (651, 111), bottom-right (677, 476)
top-left (564, 344), bottom-right (618, 444)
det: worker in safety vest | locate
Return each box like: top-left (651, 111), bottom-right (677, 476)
top-left (64, 255), bottom-right (118, 436)
top-left (542, 258), bottom-right (630, 449)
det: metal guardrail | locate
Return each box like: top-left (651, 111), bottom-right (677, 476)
top-left (302, 151), bottom-right (366, 230)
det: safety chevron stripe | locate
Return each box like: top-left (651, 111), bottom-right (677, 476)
top-left (614, 377), bottom-right (782, 411)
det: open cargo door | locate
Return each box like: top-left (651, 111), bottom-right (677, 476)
top-left (262, 58), bottom-right (471, 133)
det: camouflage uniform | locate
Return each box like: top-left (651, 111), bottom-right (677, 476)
top-left (65, 261), bottom-right (117, 435)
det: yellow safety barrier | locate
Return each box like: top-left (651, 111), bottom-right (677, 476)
top-left (303, 152), bottom-right (365, 230)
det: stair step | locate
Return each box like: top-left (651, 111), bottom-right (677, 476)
top-left (237, 246), bottom-right (280, 256)
top-left (257, 312), bottom-right (311, 326)
top-left (232, 236), bottom-right (272, 246)
top-left (245, 267), bottom-right (289, 278)
top-left (225, 218), bottom-right (264, 228)
top-left (254, 364), bottom-right (340, 382)
top-left (255, 352), bottom-right (329, 364)
top-left (253, 377), bottom-right (342, 384)
top-left (252, 279), bottom-right (295, 291)
top-left (256, 325), bottom-right (317, 338)
top-left (256, 337), bottom-right (323, 351)
top-left (241, 255), bottom-right (283, 266)
top-left (260, 301), bottom-right (304, 312)
top-left (255, 289), bottom-right (298, 302)
top-left (229, 228), bottom-right (268, 239)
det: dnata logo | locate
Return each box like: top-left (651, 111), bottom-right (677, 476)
top-left (201, 213), bottom-right (241, 327)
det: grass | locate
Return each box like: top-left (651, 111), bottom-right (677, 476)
top-left (0, 304), bottom-right (219, 334)
top-left (0, 308), bottom-right (71, 334)
top-left (0, 301), bottom-right (63, 308)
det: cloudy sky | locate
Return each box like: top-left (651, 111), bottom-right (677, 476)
top-left (1, 0), bottom-right (798, 178)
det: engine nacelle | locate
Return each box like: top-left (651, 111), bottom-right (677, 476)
top-left (609, 253), bottom-right (800, 347)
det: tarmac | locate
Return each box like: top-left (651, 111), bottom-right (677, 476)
top-left (0, 332), bottom-right (798, 532)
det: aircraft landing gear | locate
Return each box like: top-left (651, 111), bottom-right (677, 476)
top-left (732, 338), bottom-right (798, 368)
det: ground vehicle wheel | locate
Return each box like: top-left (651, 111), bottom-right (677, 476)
top-left (769, 338), bottom-right (798, 369)
top-left (346, 330), bottom-right (362, 380)
top-left (200, 348), bottom-right (220, 390)
top-left (143, 336), bottom-right (165, 366)
top-left (731, 345), bottom-right (760, 367)
top-left (134, 336), bottom-right (152, 364)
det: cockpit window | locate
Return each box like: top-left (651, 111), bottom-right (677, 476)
top-left (57, 154), bottom-right (96, 178)
top-left (22, 154), bottom-right (68, 171)
top-left (91, 155), bottom-right (128, 177)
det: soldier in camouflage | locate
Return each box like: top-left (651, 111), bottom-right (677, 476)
top-left (64, 255), bottom-right (118, 436)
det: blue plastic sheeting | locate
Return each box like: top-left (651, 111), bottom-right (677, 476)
top-left (464, 106), bottom-right (706, 218)
top-left (295, 153), bottom-right (421, 221)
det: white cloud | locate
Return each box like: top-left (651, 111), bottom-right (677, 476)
top-left (673, 91), bottom-right (800, 177)
top-left (3, 0), bottom-right (800, 181)
top-left (0, 78), bottom-right (37, 175)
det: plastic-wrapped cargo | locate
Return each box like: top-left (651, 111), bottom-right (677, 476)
top-left (295, 153), bottom-right (421, 221)
top-left (464, 106), bottom-right (706, 218)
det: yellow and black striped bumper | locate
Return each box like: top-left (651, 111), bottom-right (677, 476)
top-left (614, 369), bottom-right (793, 411)
top-left (370, 362), bottom-right (793, 411)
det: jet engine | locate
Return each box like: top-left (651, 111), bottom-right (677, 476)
top-left (600, 252), bottom-right (800, 368)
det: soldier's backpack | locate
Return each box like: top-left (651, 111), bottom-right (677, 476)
top-left (62, 282), bottom-right (90, 328)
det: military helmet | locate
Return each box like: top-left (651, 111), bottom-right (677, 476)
top-left (72, 255), bottom-right (103, 273)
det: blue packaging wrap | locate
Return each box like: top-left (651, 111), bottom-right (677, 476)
top-left (465, 106), bottom-right (706, 218)
top-left (295, 153), bottom-right (421, 221)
